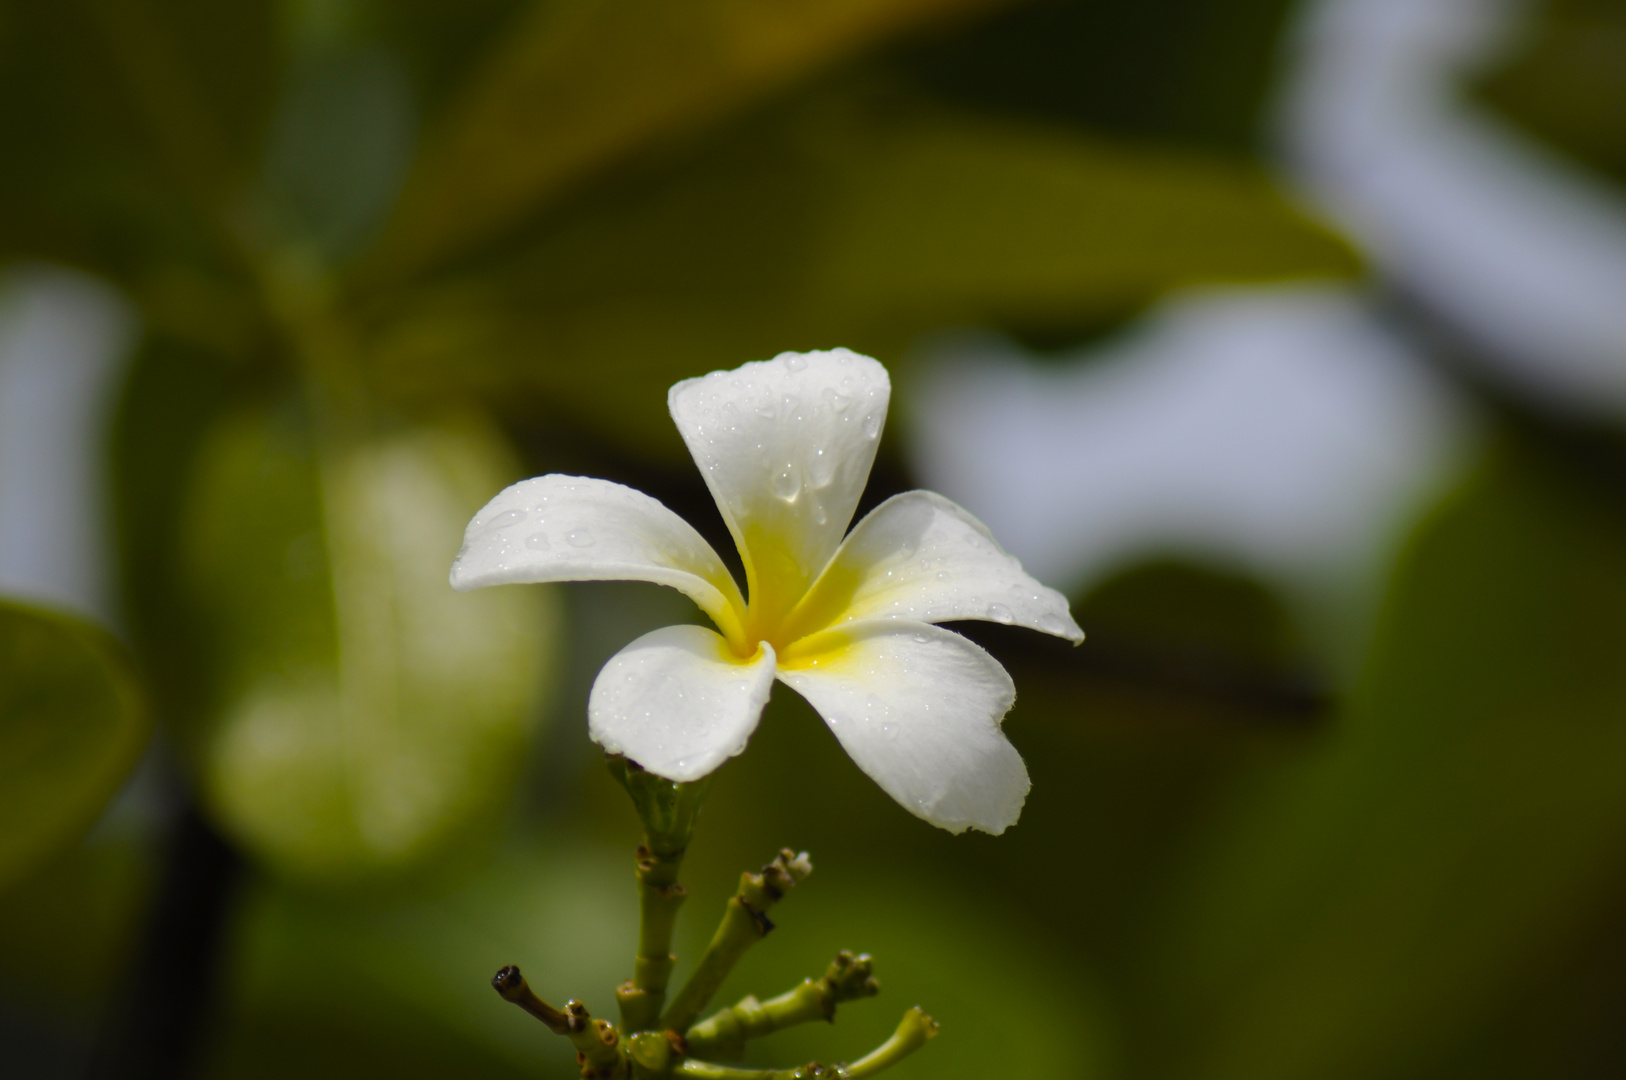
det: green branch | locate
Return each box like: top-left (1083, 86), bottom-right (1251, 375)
top-left (673, 1008), bottom-right (937, 1080)
top-left (610, 756), bottom-right (713, 1032)
top-left (660, 849), bottom-right (814, 1034)
top-left (492, 965), bottom-right (625, 1079)
top-left (683, 952), bottom-right (880, 1060)
top-left (842, 1008), bottom-right (938, 1079)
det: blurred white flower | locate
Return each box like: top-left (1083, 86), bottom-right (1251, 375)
top-left (450, 349), bottom-right (1080, 834)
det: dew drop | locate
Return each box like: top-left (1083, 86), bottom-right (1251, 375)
top-left (784, 354), bottom-right (808, 372)
top-left (772, 464), bottom-right (802, 501)
top-left (880, 722), bottom-right (899, 741)
top-left (1038, 614), bottom-right (1070, 635)
top-left (987, 603), bottom-right (1014, 624)
top-left (813, 503), bottom-right (828, 525)
top-left (566, 528), bottom-right (596, 548)
top-left (782, 394), bottom-right (800, 417)
top-left (912, 633), bottom-right (931, 644)
top-left (487, 508), bottom-right (527, 529)
top-left (524, 532), bottom-right (551, 551)
top-left (861, 413), bottom-right (881, 440)
top-left (822, 387), bottom-right (853, 412)
top-left (807, 447), bottom-right (836, 489)
top-left (756, 402), bottom-right (776, 419)
top-left (936, 571), bottom-right (950, 581)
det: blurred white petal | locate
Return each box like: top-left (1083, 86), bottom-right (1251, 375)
top-left (0, 267), bottom-right (135, 621)
top-left (911, 286), bottom-right (1472, 597)
top-left (1279, 0), bottom-right (1626, 415)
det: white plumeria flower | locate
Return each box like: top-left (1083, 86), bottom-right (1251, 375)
top-left (450, 349), bottom-right (1081, 834)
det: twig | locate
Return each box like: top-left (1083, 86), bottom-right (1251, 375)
top-left (842, 1008), bottom-right (938, 1079)
top-left (492, 965), bottom-right (624, 1079)
top-left (660, 849), bottom-right (813, 1034)
top-left (673, 1008), bottom-right (937, 1080)
top-left (684, 952), bottom-right (879, 1060)
top-left (609, 756), bottom-right (712, 1032)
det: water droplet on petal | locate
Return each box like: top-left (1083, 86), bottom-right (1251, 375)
top-left (772, 464), bottom-right (801, 501)
top-left (912, 633), bottom-right (930, 644)
top-left (813, 503), bottom-right (828, 525)
top-left (822, 387), bottom-right (852, 412)
top-left (807, 447), bottom-right (836, 489)
top-left (784, 354), bottom-right (808, 372)
top-left (782, 394), bottom-right (800, 416)
top-left (525, 532), bottom-right (551, 551)
top-left (880, 722), bottom-right (899, 740)
top-left (487, 509), bottom-right (526, 529)
top-left (936, 571), bottom-right (950, 581)
top-left (756, 402), bottom-right (776, 419)
top-left (987, 603), bottom-right (1014, 624)
top-left (567, 528), bottom-right (595, 548)
top-left (861, 413), bottom-right (881, 440)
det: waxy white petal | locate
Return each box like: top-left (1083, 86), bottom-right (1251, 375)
top-left (788, 491), bottom-right (1084, 643)
top-left (669, 349), bottom-right (889, 627)
top-left (778, 622), bottom-right (1027, 834)
top-left (449, 475), bottom-right (745, 638)
top-left (588, 625), bottom-right (777, 782)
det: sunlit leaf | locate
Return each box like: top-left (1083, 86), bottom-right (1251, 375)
top-left (365, 0), bottom-right (1019, 282)
top-left (1146, 438), bottom-right (1626, 1080)
top-left (370, 90), bottom-right (1356, 459)
top-left (0, 600), bottom-right (150, 892)
top-left (180, 404), bottom-right (561, 881)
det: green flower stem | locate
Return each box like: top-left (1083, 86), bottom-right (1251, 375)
top-left (492, 965), bottom-right (626, 1079)
top-left (609, 757), bottom-right (713, 1032)
top-left (620, 841), bottom-right (688, 1031)
top-left (672, 1009), bottom-right (936, 1080)
top-left (660, 849), bottom-right (814, 1034)
top-left (684, 952), bottom-right (880, 1060)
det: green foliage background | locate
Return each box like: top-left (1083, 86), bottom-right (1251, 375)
top-left (2, 0), bottom-right (1624, 1077)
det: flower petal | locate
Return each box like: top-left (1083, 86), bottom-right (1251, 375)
top-left (668, 349), bottom-right (889, 630)
top-left (783, 491), bottom-right (1083, 644)
top-left (588, 625), bottom-right (777, 782)
top-left (777, 621), bottom-right (1027, 834)
top-left (449, 475), bottom-right (747, 644)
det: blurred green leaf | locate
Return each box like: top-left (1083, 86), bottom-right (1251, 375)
top-left (1475, 0), bottom-right (1626, 187)
top-left (0, 0), bottom-right (276, 280)
top-left (0, 600), bottom-right (149, 893)
top-left (1145, 438), bottom-right (1626, 1080)
top-left (365, 0), bottom-right (1020, 282)
top-left (899, 0), bottom-right (1298, 152)
top-left (179, 404), bottom-right (561, 881)
top-left (370, 89), bottom-right (1357, 459)
top-left (257, 44), bottom-right (418, 262)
